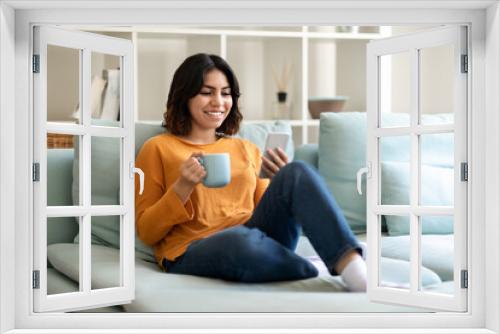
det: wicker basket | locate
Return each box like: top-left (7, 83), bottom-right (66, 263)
top-left (47, 133), bottom-right (74, 149)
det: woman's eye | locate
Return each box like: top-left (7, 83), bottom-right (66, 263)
top-left (200, 91), bottom-right (211, 95)
top-left (222, 92), bottom-right (231, 96)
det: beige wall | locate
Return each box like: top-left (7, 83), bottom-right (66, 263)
top-left (336, 39), bottom-right (367, 112)
top-left (390, 26), bottom-right (453, 115)
top-left (137, 33), bottom-right (220, 121)
top-left (47, 45), bottom-right (79, 122)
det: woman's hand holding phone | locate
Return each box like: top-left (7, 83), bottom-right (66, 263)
top-left (261, 147), bottom-right (289, 178)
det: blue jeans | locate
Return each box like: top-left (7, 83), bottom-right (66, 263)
top-left (162, 161), bottom-right (362, 283)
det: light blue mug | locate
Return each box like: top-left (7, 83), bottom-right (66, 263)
top-left (198, 153), bottom-right (231, 188)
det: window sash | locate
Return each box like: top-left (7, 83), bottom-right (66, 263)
top-left (32, 26), bottom-right (135, 313)
top-left (366, 25), bottom-right (468, 312)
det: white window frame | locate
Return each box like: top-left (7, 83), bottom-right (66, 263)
top-left (32, 26), bottom-right (136, 312)
top-left (1, 1), bottom-right (499, 333)
top-left (366, 26), bottom-right (468, 312)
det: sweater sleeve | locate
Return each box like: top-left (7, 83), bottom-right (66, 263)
top-left (135, 139), bottom-right (194, 246)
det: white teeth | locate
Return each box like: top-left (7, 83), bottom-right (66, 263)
top-left (206, 112), bottom-right (223, 116)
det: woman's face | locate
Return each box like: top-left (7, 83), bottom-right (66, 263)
top-left (187, 69), bottom-right (233, 133)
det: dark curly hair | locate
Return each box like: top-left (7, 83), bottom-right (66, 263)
top-left (163, 53), bottom-right (242, 136)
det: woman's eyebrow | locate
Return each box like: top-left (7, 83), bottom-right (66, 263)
top-left (202, 85), bottom-right (231, 90)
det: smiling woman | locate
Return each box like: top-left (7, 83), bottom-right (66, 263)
top-left (163, 53), bottom-right (241, 143)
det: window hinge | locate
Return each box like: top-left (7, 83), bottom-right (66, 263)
top-left (461, 270), bottom-right (468, 289)
top-left (461, 54), bottom-right (468, 73)
top-left (32, 270), bottom-right (40, 289)
top-left (33, 163), bottom-right (40, 182)
top-left (32, 55), bottom-right (40, 73)
top-left (461, 162), bottom-right (468, 182)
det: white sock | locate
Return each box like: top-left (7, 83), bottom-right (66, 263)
top-left (358, 241), bottom-right (367, 260)
top-left (340, 256), bottom-right (367, 292)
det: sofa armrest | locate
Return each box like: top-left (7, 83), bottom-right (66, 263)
top-left (293, 144), bottom-right (319, 169)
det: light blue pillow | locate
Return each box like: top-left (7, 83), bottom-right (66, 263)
top-left (381, 161), bottom-right (454, 236)
top-left (236, 121), bottom-right (294, 160)
top-left (73, 120), bottom-right (164, 263)
top-left (318, 112), bottom-right (454, 234)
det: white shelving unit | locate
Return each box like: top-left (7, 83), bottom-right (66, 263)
top-left (68, 26), bottom-right (392, 146)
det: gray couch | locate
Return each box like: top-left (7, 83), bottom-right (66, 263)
top-left (46, 116), bottom-right (453, 313)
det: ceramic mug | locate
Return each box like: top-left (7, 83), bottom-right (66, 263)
top-left (198, 153), bottom-right (231, 188)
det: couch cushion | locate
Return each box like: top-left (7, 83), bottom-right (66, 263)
top-left (381, 161), bottom-right (454, 236)
top-left (381, 234), bottom-right (454, 281)
top-left (318, 112), bottom-right (454, 234)
top-left (72, 120), bottom-right (163, 262)
top-left (293, 143), bottom-right (319, 168)
top-left (47, 149), bottom-right (79, 245)
top-left (47, 243), bottom-right (441, 312)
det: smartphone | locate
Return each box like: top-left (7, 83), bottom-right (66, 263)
top-left (260, 132), bottom-right (290, 177)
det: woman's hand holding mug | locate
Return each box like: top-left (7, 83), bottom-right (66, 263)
top-left (173, 152), bottom-right (206, 203)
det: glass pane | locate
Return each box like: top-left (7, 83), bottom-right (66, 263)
top-left (380, 215), bottom-right (410, 289)
top-left (47, 134), bottom-right (78, 206)
top-left (420, 44), bottom-right (454, 125)
top-left (47, 45), bottom-right (80, 124)
top-left (91, 52), bottom-right (121, 126)
top-left (380, 136), bottom-right (411, 205)
top-left (91, 216), bottom-right (121, 290)
top-left (91, 136), bottom-right (121, 205)
top-left (47, 217), bottom-right (80, 295)
top-left (421, 216), bottom-right (454, 295)
top-left (380, 52), bottom-right (410, 127)
top-left (420, 133), bottom-right (454, 206)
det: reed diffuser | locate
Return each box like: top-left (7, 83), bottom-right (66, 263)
top-left (271, 62), bottom-right (293, 119)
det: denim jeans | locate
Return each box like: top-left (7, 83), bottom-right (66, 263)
top-left (162, 161), bottom-right (362, 283)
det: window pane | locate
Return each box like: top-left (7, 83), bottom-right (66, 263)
top-left (47, 45), bottom-right (81, 124)
top-left (380, 136), bottom-right (411, 205)
top-left (380, 215), bottom-right (410, 290)
top-left (379, 52), bottom-right (410, 128)
top-left (91, 52), bottom-right (121, 126)
top-left (47, 134), bottom-right (78, 206)
top-left (91, 136), bottom-right (121, 205)
top-left (419, 44), bottom-right (454, 125)
top-left (91, 216), bottom-right (121, 290)
top-left (420, 133), bottom-right (454, 206)
top-left (47, 217), bottom-right (80, 295)
top-left (421, 216), bottom-right (454, 296)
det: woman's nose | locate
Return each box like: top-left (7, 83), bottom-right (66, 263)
top-left (211, 93), bottom-right (223, 106)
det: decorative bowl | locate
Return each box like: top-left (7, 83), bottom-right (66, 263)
top-left (308, 96), bottom-right (349, 119)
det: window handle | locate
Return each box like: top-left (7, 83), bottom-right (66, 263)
top-left (130, 162), bottom-right (144, 195)
top-left (356, 162), bottom-right (371, 195)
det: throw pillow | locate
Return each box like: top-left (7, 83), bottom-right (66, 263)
top-left (381, 161), bottom-right (454, 236)
top-left (318, 111), bottom-right (454, 235)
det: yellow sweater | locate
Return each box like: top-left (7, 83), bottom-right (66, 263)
top-left (135, 133), bottom-right (270, 265)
